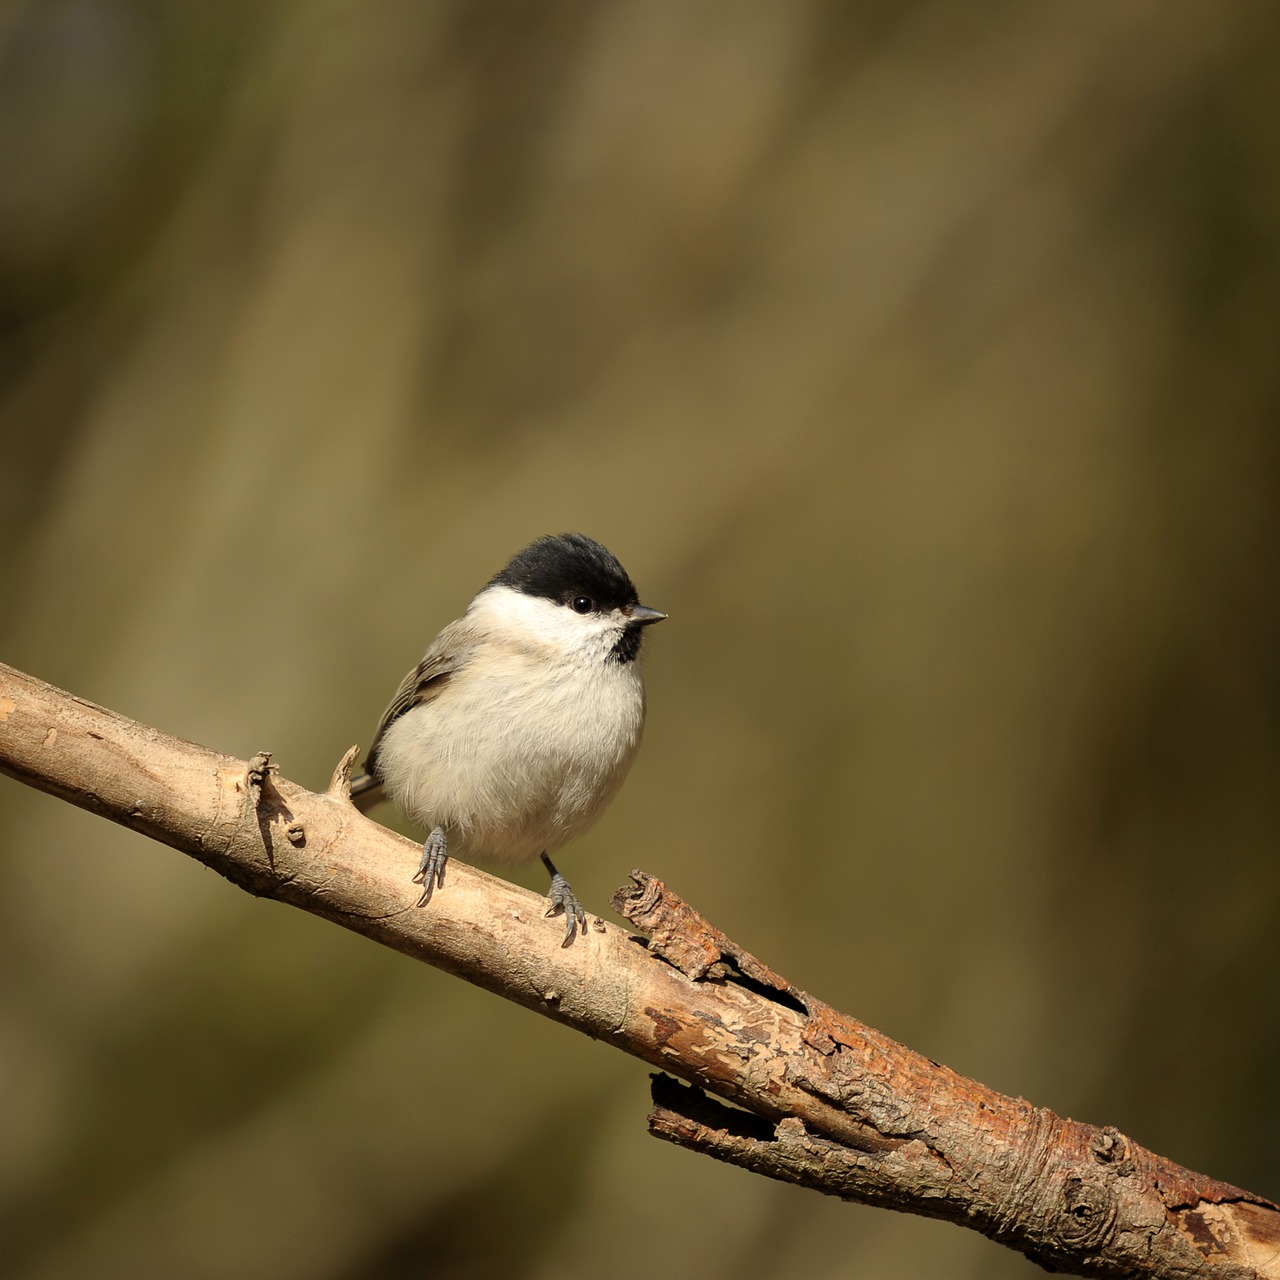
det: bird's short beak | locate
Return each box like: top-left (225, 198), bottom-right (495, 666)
top-left (628, 604), bottom-right (667, 625)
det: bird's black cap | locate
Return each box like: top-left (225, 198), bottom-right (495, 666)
top-left (489, 533), bottom-right (640, 612)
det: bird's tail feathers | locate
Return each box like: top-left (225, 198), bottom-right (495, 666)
top-left (349, 770), bottom-right (385, 815)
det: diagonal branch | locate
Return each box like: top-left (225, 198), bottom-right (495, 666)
top-left (1, 660), bottom-right (1276, 1278)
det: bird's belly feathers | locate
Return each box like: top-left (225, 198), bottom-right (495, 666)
top-left (374, 658), bottom-right (646, 865)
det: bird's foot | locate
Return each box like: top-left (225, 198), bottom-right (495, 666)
top-left (412, 826), bottom-right (448, 906)
top-left (541, 853), bottom-right (587, 947)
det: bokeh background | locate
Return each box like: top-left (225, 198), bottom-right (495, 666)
top-left (2, 1), bottom-right (1278, 1277)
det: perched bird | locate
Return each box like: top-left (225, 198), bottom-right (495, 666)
top-left (350, 533), bottom-right (665, 945)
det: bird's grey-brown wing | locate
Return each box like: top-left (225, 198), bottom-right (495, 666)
top-left (350, 620), bottom-right (475, 813)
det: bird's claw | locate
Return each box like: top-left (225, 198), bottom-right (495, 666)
top-left (412, 826), bottom-right (448, 906)
top-left (545, 872), bottom-right (587, 947)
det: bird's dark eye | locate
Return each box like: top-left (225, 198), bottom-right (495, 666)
top-left (570, 595), bottom-right (594, 614)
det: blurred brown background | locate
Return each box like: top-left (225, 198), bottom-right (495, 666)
top-left (2, 1), bottom-right (1278, 1277)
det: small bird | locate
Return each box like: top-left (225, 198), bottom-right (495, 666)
top-left (350, 533), bottom-right (665, 945)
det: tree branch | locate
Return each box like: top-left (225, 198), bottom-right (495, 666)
top-left (2, 660), bottom-right (1276, 1278)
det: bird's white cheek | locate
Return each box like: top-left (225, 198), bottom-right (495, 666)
top-left (466, 586), bottom-right (616, 655)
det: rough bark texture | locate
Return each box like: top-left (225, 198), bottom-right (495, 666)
top-left (2, 660), bottom-right (1277, 1278)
